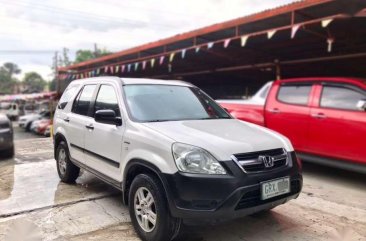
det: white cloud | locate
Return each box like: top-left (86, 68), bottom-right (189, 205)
top-left (0, 0), bottom-right (296, 81)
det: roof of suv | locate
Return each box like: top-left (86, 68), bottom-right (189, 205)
top-left (71, 77), bottom-right (194, 87)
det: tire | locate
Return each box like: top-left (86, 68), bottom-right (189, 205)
top-left (129, 174), bottom-right (182, 241)
top-left (25, 122), bottom-right (32, 132)
top-left (3, 146), bottom-right (14, 158)
top-left (56, 141), bottom-right (80, 183)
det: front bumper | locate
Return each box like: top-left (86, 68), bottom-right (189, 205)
top-left (160, 151), bottom-right (302, 221)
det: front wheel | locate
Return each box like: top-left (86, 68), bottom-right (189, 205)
top-left (129, 174), bottom-right (182, 241)
top-left (56, 141), bottom-right (80, 183)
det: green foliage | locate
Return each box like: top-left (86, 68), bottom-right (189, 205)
top-left (48, 79), bottom-right (57, 91)
top-left (23, 72), bottom-right (46, 93)
top-left (0, 62), bottom-right (20, 94)
top-left (74, 48), bottom-right (111, 64)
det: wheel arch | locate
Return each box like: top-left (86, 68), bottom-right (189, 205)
top-left (122, 159), bottom-right (171, 206)
top-left (54, 132), bottom-right (67, 159)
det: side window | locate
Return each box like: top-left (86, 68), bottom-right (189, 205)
top-left (277, 85), bottom-right (312, 105)
top-left (320, 85), bottom-right (366, 111)
top-left (94, 85), bottom-right (121, 117)
top-left (72, 85), bottom-right (97, 116)
top-left (58, 85), bottom-right (78, 109)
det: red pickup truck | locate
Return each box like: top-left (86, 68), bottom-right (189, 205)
top-left (220, 77), bottom-right (366, 172)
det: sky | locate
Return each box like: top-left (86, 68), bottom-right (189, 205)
top-left (0, 0), bottom-right (297, 81)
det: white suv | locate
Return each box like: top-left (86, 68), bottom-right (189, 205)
top-left (53, 77), bottom-right (302, 241)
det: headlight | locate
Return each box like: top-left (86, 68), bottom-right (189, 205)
top-left (172, 143), bottom-right (227, 175)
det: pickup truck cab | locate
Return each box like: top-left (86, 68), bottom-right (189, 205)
top-left (53, 77), bottom-right (302, 241)
top-left (220, 77), bottom-right (366, 173)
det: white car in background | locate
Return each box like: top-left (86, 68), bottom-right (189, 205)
top-left (18, 111), bottom-right (50, 131)
top-left (217, 81), bottom-right (273, 105)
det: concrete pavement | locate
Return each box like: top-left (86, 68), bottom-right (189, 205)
top-left (0, 137), bottom-right (365, 241)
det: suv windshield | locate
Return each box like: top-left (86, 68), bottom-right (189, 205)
top-left (124, 85), bottom-right (231, 122)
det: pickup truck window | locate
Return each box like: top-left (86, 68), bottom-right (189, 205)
top-left (277, 85), bottom-right (312, 105)
top-left (320, 86), bottom-right (365, 111)
top-left (95, 85), bottom-right (121, 117)
top-left (124, 85), bottom-right (231, 122)
top-left (72, 85), bottom-right (97, 116)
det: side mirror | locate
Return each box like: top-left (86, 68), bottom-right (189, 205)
top-left (95, 110), bottom-right (122, 126)
top-left (356, 99), bottom-right (366, 111)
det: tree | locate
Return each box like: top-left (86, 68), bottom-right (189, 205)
top-left (0, 62), bottom-right (20, 94)
top-left (74, 47), bottom-right (112, 64)
top-left (23, 72), bottom-right (46, 93)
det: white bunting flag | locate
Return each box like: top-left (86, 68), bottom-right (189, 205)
top-left (291, 25), bottom-right (301, 39)
top-left (97, 68), bottom-right (100, 75)
top-left (224, 39), bottom-right (231, 48)
top-left (267, 30), bottom-right (277, 39)
top-left (241, 35), bottom-right (249, 47)
top-left (110, 66), bottom-right (114, 74)
top-left (195, 47), bottom-right (200, 53)
top-left (207, 42), bottom-right (214, 49)
top-left (104, 66), bottom-right (108, 73)
top-left (322, 18), bottom-right (333, 28)
top-left (121, 65), bottom-right (125, 73)
top-left (151, 58), bottom-right (155, 68)
top-left (127, 64), bottom-right (131, 72)
top-left (134, 62), bottom-right (139, 71)
top-left (169, 52), bottom-right (175, 62)
top-left (327, 38), bottom-right (334, 52)
top-left (115, 65), bottom-right (119, 73)
top-left (181, 49), bottom-right (186, 58)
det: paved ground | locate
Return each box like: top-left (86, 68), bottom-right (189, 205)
top-left (0, 128), bottom-right (365, 241)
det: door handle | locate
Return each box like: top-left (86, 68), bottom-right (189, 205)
top-left (63, 117), bottom-right (70, 122)
top-left (269, 108), bottom-right (281, 114)
top-left (85, 124), bottom-right (94, 130)
top-left (311, 113), bottom-right (327, 119)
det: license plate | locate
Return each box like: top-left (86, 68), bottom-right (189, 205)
top-left (261, 177), bottom-right (290, 200)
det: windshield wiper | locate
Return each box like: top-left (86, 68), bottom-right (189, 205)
top-left (145, 119), bottom-right (170, 123)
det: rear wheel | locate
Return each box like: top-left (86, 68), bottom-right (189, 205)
top-left (3, 146), bottom-right (14, 158)
top-left (129, 174), bottom-right (182, 241)
top-left (56, 141), bottom-right (80, 183)
top-left (25, 122), bottom-right (32, 132)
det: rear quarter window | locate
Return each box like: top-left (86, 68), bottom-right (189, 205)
top-left (58, 85), bottom-right (79, 109)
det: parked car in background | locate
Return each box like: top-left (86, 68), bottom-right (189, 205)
top-left (0, 102), bottom-right (21, 120)
top-left (220, 77), bottom-right (366, 173)
top-left (44, 125), bottom-right (52, 137)
top-left (18, 111), bottom-right (51, 131)
top-left (0, 114), bottom-right (14, 158)
top-left (32, 119), bottom-right (52, 135)
top-left (217, 81), bottom-right (273, 105)
top-left (53, 77), bottom-right (302, 241)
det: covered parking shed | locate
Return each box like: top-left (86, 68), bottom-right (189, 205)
top-left (58, 0), bottom-right (366, 99)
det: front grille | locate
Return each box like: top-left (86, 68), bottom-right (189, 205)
top-left (232, 148), bottom-right (288, 173)
top-left (235, 179), bottom-right (301, 210)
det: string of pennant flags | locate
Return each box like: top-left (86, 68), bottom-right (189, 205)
top-left (59, 17), bottom-right (335, 81)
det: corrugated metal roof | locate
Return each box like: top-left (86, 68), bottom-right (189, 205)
top-left (59, 0), bottom-right (333, 71)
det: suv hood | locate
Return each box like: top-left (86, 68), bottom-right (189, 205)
top-left (142, 119), bottom-right (293, 161)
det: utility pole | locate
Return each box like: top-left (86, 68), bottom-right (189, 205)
top-left (94, 43), bottom-right (99, 58)
top-left (54, 51), bottom-right (59, 94)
